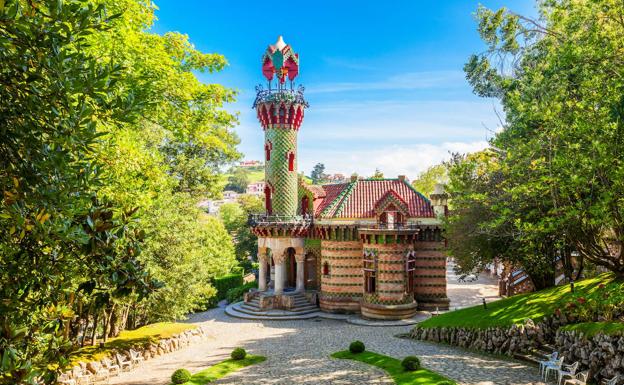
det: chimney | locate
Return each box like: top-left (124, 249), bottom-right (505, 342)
top-left (350, 174), bottom-right (358, 182)
top-left (430, 183), bottom-right (448, 217)
top-left (398, 175), bottom-right (406, 182)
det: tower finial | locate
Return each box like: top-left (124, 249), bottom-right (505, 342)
top-left (261, 35), bottom-right (299, 84)
top-left (275, 35), bottom-right (286, 51)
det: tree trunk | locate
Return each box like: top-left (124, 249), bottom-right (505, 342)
top-left (91, 311), bottom-right (99, 346)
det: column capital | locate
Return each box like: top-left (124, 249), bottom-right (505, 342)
top-left (272, 248), bottom-right (287, 265)
top-left (295, 252), bottom-right (305, 263)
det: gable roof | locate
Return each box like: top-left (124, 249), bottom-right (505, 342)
top-left (316, 179), bottom-right (434, 219)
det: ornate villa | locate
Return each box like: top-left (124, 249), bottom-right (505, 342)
top-left (242, 37), bottom-right (450, 320)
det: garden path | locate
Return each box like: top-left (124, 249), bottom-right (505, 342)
top-left (446, 259), bottom-right (502, 310)
top-left (110, 306), bottom-right (545, 385)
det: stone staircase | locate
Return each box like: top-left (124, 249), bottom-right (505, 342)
top-left (226, 292), bottom-right (321, 320)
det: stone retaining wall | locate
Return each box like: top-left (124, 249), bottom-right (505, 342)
top-left (409, 317), bottom-right (623, 383)
top-left (59, 325), bottom-right (208, 384)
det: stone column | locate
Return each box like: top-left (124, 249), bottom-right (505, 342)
top-left (295, 253), bottom-right (305, 293)
top-left (258, 254), bottom-right (268, 292)
top-left (273, 249), bottom-right (286, 295)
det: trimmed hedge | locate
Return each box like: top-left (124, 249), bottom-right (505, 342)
top-left (401, 356), bottom-right (421, 371)
top-left (349, 340), bottom-right (365, 354)
top-left (171, 368), bottom-right (191, 384)
top-left (213, 273), bottom-right (243, 301)
top-left (226, 282), bottom-right (257, 304)
top-left (231, 347), bottom-right (246, 360)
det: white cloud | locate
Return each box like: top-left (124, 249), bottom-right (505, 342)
top-left (298, 141), bottom-right (489, 179)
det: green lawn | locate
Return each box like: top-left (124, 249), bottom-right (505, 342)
top-left (71, 322), bottom-right (197, 364)
top-left (417, 273), bottom-right (620, 330)
top-left (560, 321), bottom-right (624, 337)
top-left (176, 355), bottom-right (266, 385)
top-left (331, 350), bottom-right (455, 385)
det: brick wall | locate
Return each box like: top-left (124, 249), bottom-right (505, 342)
top-left (319, 240), bottom-right (362, 312)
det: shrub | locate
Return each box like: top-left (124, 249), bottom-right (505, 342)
top-left (231, 347), bottom-right (246, 360)
top-left (401, 356), bottom-right (421, 371)
top-left (213, 273), bottom-right (244, 301)
top-left (349, 340), bottom-right (365, 354)
top-left (171, 368), bottom-right (192, 384)
top-left (436, 382), bottom-right (454, 385)
top-left (226, 282), bottom-right (257, 304)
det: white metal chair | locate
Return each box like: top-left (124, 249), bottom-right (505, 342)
top-left (129, 349), bottom-right (145, 366)
top-left (538, 351), bottom-right (559, 377)
top-left (87, 361), bottom-right (110, 383)
top-left (71, 366), bottom-right (92, 385)
top-left (602, 375), bottom-right (619, 385)
top-left (101, 357), bottom-right (120, 376)
top-left (544, 357), bottom-right (564, 381)
top-left (564, 371), bottom-right (589, 385)
top-left (557, 361), bottom-right (579, 385)
top-left (115, 353), bottom-right (133, 372)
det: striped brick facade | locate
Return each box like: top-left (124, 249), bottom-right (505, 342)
top-left (319, 240), bottom-right (363, 313)
top-left (412, 240), bottom-right (449, 310)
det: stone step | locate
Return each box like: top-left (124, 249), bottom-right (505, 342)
top-left (239, 303), bottom-right (319, 314)
top-left (235, 305), bottom-right (319, 317)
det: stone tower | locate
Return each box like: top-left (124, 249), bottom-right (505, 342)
top-left (254, 36), bottom-right (308, 215)
top-left (251, 36), bottom-right (310, 297)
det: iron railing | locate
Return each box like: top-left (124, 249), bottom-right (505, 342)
top-left (252, 85), bottom-right (309, 109)
top-left (358, 223), bottom-right (422, 231)
top-left (248, 213), bottom-right (313, 227)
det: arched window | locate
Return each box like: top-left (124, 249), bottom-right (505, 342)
top-left (406, 251), bottom-right (416, 293)
top-left (323, 262), bottom-right (330, 276)
top-left (301, 195), bottom-right (309, 216)
top-left (288, 152), bottom-right (295, 171)
top-left (264, 185), bottom-right (272, 214)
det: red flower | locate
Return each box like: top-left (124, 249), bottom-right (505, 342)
top-left (577, 297), bottom-right (586, 304)
top-left (599, 283), bottom-right (606, 289)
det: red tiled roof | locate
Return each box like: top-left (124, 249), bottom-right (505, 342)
top-left (317, 179), bottom-right (434, 219)
top-left (314, 183), bottom-right (350, 216)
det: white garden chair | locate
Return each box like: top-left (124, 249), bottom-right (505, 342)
top-left (101, 357), bottom-right (120, 376)
top-left (557, 361), bottom-right (579, 385)
top-left (71, 366), bottom-right (92, 385)
top-left (115, 353), bottom-right (133, 372)
top-left (538, 351), bottom-right (558, 377)
top-left (564, 371), bottom-right (589, 385)
top-left (602, 375), bottom-right (619, 385)
top-left (129, 349), bottom-right (145, 366)
top-left (544, 357), bottom-right (564, 381)
top-left (87, 361), bottom-right (110, 383)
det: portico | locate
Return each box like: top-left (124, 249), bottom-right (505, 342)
top-left (257, 237), bottom-right (306, 295)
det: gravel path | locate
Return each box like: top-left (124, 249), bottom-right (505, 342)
top-left (110, 306), bottom-right (545, 385)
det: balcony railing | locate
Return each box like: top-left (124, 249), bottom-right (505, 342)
top-left (252, 85), bottom-right (309, 108)
top-left (358, 222), bottom-right (421, 232)
top-left (248, 213), bottom-right (313, 227)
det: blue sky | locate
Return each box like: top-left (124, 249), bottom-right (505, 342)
top-left (152, 1), bottom-right (537, 179)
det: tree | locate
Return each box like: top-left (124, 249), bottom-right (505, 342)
top-left (456, 0), bottom-right (624, 282)
top-left (412, 164), bottom-right (448, 197)
top-left (0, 1), bottom-right (157, 382)
top-left (225, 167), bottom-right (251, 193)
top-left (219, 195), bottom-right (264, 271)
top-left (370, 168), bottom-right (384, 179)
top-left (310, 163), bottom-right (328, 184)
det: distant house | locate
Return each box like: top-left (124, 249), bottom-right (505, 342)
top-left (198, 191), bottom-right (240, 215)
top-left (239, 160), bottom-right (262, 168)
top-left (326, 173), bottom-right (347, 183)
top-left (223, 190), bottom-right (240, 201)
top-left (246, 181), bottom-right (266, 196)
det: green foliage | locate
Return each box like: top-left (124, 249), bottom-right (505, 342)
top-left (331, 350), bottom-right (455, 385)
top-left (560, 321), bottom-right (624, 338)
top-left (349, 340), bottom-right (365, 354)
top-left (174, 355), bottom-right (266, 385)
top-left (225, 168), bottom-right (251, 193)
top-left (458, 0), bottom-right (624, 279)
top-left (412, 164), bottom-right (448, 197)
top-left (219, 195), bottom-right (263, 271)
top-left (230, 348), bottom-right (246, 360)
top-left (417, 274), bottom-right (619, 329)
top-left (370, 168), bottom-right (384, 179)
top-left (226, 282), bottom-right (257, 304)
top-left (213, 274), bottom-right (244, 301)
top-left (401, 356), bottom-right (421, 371)
top-left (171, 369), bottom-right (192, 384)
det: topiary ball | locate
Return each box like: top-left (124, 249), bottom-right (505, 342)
top-left (231, 347), bottom-right (247, 360)
top-left (349, 340), bottom-right (365, 354)
top-left (401, 356), bottom-right (421, 371)
top-left (171, 368), bottom-right (191, 384)
top-left (436, 382), bottom-right (454, 385)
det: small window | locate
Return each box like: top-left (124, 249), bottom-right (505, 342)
top-left (323, 262), bottom-right (330, 276)
top-left (363, 250), bottom-right (377, 294)
top-left (288, 152), bottom-right (295, 171)
top-left (406, 251), bottom-right (416, 293)
top-left (264, 185), bottom-right (272, 214)
top-left (301, 195), bottom-right (309, 216)
top-left (265, 141), bottom-right (272, 161)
